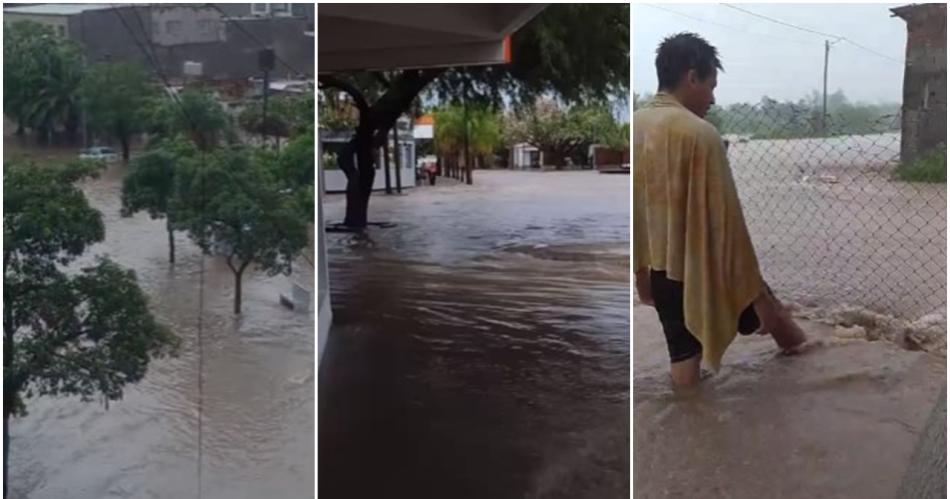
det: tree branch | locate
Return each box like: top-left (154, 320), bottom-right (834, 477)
top-left (318, 75), bottom-right (370, 117)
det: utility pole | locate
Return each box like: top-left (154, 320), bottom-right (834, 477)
top-left (822, 39), bottom-right (830, 135)
top-left (259, 49), bottom-right (275, 147)
top-left (393, 122), bottom-right (403, 194)
top-left (383, 139), bottom-right (392, 194)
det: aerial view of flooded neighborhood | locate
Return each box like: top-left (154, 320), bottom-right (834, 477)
top-left (4, 4), bottom-right (314, 498)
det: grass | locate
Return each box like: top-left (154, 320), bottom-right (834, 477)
top-left (895, 146), bottom-right (947, 184)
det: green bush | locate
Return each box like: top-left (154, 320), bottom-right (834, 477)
top-left (895, 146), bottom-right (947, 184)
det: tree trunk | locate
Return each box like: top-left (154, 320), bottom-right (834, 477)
top-left (234, 267), bottom-right (244, 314)
top-left (120, 136), bottom-right (131, 163)
top-left (4, 408), bottom-right (9, 499)
top-left (341, 130), bottom-right (376, 228)
top-left (393, 127), bottom-right (402, 194)
top-left (166, 220), bottom-right (175, 264)
top-left (321, 68), bottom-right (445, 229)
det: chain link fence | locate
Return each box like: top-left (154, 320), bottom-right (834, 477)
top-left (715, 102), bottom-right (946, 320)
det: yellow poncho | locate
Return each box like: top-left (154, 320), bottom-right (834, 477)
top-left (633, 93), bottom-right (764, 369)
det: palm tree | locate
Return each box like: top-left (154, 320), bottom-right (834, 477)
top-left (434, 104), bottom-right (501, 180)
top-left (25, 42), bottom-right (83, 142)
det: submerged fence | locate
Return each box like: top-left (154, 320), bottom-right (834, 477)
top-left (715, 102), bottom-right (946, 320)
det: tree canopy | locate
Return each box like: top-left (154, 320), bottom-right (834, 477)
top-left (81, 62), bottom-right (155, 160)
top-left (4, 160), bottom-right (177, 494)
top-left (4, 21), bottom-right (84, 138)
top-left (319, 3), bottom-right (630, 227)
top-left (173, 147), bottom-right (309, 313)
top-left (506, 99), bottom-right (627, 166)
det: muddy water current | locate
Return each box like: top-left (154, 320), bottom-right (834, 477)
top-left (8, 162), bottom-right (314, 499)
top-left (318, 171), bottom-right (631, 498)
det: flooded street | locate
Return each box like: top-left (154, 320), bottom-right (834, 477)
top-left (319, 170), bottom-right (630, 498)
top-left (633, 304), bottom-right (944, 499)
top-left (8, 161), bottom-right (314, 499)
top-left (731, 133), bottom-right (946, 319)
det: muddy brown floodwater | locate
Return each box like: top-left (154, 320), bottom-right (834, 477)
top-left (634, 303), bottom-right (945, 499)
top-left (318, 170), bottom-right (631, 499)
top-left (8, 161), bottom-right (314, 499)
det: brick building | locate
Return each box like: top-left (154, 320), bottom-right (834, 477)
top-left (891, 3), bottom-right (947, 164)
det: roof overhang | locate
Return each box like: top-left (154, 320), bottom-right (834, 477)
top-left (317, 4), bottom-right (547, 73)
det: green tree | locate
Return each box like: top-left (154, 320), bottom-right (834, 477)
top-left (121, 138), bottom-right (198, 263)
top-left (433, 104), bottom-right (502, 175)
top-left (507, 100), bottom-right (621, 167)
top-left (4, 21), bottom-right (84, 140)
top-left (175, 148), bottom-right (309, 314)
top-left (149, 88), bottom-right (232, 151)
top-left (239, 93), bottom-right (315, 140)
top-left (4, 161), bottom-right (177, 496)
top-left (82, 63), bottom-right (154, 161)
top-left (318, 3), bottom-right (629, 227)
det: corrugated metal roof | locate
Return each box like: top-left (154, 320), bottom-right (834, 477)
top-left (3, 4), bottom-right (117, 16)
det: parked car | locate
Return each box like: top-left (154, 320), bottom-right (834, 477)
top-left (79, 146), bottom-right (119, 163)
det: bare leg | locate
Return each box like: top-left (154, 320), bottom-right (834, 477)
top-left (670, 353), bottom-right (702, 388)
top-left (752, 289), bottom-right (808, 352)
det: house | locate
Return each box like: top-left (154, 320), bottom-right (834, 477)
top-left (891, 3), bottom-right (947, 164)
top-left (3, 3), bottom-right (313, 81)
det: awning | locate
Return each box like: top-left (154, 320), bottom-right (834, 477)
top-left (317, 4), bottom-right (546, 73)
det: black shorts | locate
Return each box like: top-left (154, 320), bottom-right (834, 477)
top-left (650, 270), bottom-right (760, 363)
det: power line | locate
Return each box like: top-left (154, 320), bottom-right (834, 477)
top-left (644, 4), bottom-right (814, 46)
top-left (722, 4), bottom-right (903, 65)
top-left (723, 4), bottom-right (840, 39)
top-left (110, 7), bottom-right (207, 499)
top-left (205, 3), bottom-right (307, 77)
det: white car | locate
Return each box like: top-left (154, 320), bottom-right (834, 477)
top-left (79, 146), bottom-right (119, 163)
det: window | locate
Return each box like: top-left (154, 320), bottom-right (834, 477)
top-left (271, 3), bottom-right (291, 16)
top-left (165, 20), bottom-right (182, 36)
top-left (197, 19), bottom-right (214, 36)
top-left (251, 3), bottom-right (269, 16)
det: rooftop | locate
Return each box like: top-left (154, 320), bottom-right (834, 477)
top-left (3, 4), bottom-right (119, 16)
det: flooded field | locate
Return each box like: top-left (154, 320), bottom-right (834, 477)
top-left (731, 133), bottom-right (946, 319)
top-left (7, 160), bottom-right (314, 499)
top-left (319, 170), bottom-right (631, 498)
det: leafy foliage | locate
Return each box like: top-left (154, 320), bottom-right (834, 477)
top-left (239, 93), bottom-right (315, 138)
top-left (173, 147), bottom-right (309, 313)
top-left (506, 100), bottom-right (626, 165)
top-left (82, 63), bottom-right (154, 160)
top-left (147, 88), bottom-right (233, 151)
top-left (4, 160), bottom-right (177, 417)
top-left (895, 145), bottom-right (947, 184)
top-left (433, 104), bottom-right (502, 165)
top-left (4, 21), bottom-right (84, 136)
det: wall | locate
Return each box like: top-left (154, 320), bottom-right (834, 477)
top-left (66, 6), bottom-right (312, 80)
top-left (898, 4), bottom-right (947, 163)
top-left (322, 165), bottom-right (416, 193)
top-left (150, 6), bottom-right (224, 46)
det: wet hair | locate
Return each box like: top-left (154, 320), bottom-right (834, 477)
top-left (655, 32), bottom-right (722, 91)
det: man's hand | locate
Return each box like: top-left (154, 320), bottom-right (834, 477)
top-left (635, 268), bottom-right (655, 306)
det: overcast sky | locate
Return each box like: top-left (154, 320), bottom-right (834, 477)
top-left (633, 3), bottom-right (908, 106)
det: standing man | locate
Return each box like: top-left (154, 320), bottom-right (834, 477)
top-left (633, 33), bottom-right (808, 388)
